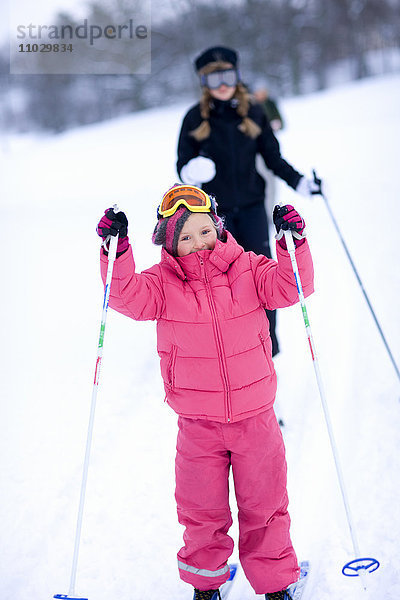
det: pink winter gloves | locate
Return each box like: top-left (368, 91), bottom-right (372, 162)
top-left (97, 208), bottom-right (130, 256)
top-left (273, 204), bottom-right (306, 250)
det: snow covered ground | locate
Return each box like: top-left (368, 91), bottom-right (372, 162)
top-left (1, 73), bottom-right (399, 600)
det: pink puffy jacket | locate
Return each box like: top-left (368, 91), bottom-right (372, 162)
top-left (101, 232), bottom-right (314, 423)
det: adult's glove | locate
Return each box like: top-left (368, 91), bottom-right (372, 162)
top-left (96, 208), bottom-right (129, 256)
top-left (273, 204), bottom-right (306, 249)
top-left (296, 170), bottom-right (323, 197)
top-left (180, 156), bottom-right (216, 186)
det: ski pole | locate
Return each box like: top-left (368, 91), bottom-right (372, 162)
top-left (283, 227), bottom-right (380, 589)
top-left (313, 170), bottom-right (400, 385)
top-left (54, 205), bottom-right (120, 600)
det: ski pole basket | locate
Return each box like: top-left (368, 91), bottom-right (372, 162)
top-left (342, 557), bottom-right (380, 577)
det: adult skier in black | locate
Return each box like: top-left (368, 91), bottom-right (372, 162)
top-left (177, 46), bottom-right (321, 357)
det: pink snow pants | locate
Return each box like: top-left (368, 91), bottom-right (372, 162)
top-left (175, 409), bottom-right (300, 594)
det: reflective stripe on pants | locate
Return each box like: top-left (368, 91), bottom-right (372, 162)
top-left (178, 560), bottom-right (230, 578)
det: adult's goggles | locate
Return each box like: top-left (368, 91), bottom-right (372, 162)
top-left (158, 185), bottom-right (212, 218)
top-left (201, 69), bottom-right (238, 90)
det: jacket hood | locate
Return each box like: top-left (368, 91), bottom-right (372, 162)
top-left (161, 231), bottom-right (243, 281)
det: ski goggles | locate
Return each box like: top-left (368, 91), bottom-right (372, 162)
top-left (200, 69), bottom-right (238, 90)
top-left (158, 185), bottom-right (212, 218)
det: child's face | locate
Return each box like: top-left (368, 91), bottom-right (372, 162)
top-left (177, 213), bottom-right (218, 257)
top-left (209, 84), bottom-right (236, 102)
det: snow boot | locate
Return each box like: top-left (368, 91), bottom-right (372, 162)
top-left (265, 590), bottom-right (293, 600)
top-left (193, 589), bottom-right (221, 600)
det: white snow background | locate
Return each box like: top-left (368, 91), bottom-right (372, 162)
top-left (1, 73), bottom-right (399, 600)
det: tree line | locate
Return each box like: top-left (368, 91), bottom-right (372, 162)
top-left (1, 0), bottom-right (399, 133)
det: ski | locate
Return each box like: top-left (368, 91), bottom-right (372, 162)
top-left (53, 594), bottom-right (88, 600)
top-left (288, 560), bottom-right (310, 600)
top-left (54, 595), bottom-right (88, 600)
top-left (220, 563), bottom-right (238, 599)
top-left (221, 560), bottom-right (310, 600)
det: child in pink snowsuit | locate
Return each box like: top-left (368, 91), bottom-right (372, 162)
top-left (97, 184), bottom-right (314, 600)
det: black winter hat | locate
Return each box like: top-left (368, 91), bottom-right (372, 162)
top-left (194, 46), bottom-right (238, 72)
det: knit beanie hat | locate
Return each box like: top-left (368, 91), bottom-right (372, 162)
top-left (194, 46), bottom-right (238, 72)
top-left (152, 184), bottom-right (225, 256)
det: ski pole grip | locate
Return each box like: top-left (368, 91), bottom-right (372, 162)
top-left (275, 202), bottom-right (297, 254)
top-left (103, 203), bottom-right (120, 260)
top-left (277, 202), bottom-right (296, 254)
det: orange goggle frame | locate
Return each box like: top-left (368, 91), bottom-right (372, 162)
top-left (158, 185), bottom-right (212, 218)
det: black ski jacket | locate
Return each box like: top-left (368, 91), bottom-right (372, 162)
top-left (177, 99), bottom-right (303, 213)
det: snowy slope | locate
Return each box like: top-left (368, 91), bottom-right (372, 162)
top-left (1, 74), bottom-right (399, 600)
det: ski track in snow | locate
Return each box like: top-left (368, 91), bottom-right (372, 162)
top-left (1, 74), bottom-right (399, 600)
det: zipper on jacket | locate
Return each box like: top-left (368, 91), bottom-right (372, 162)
top-left (167, 344), bottom-right (177, 391)
top-left (259, 332), bottom-right (273, 373)
top-left (259, 333), bottom-right (267, 357)
top-left (199, 256), bottom-right (232, 422)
